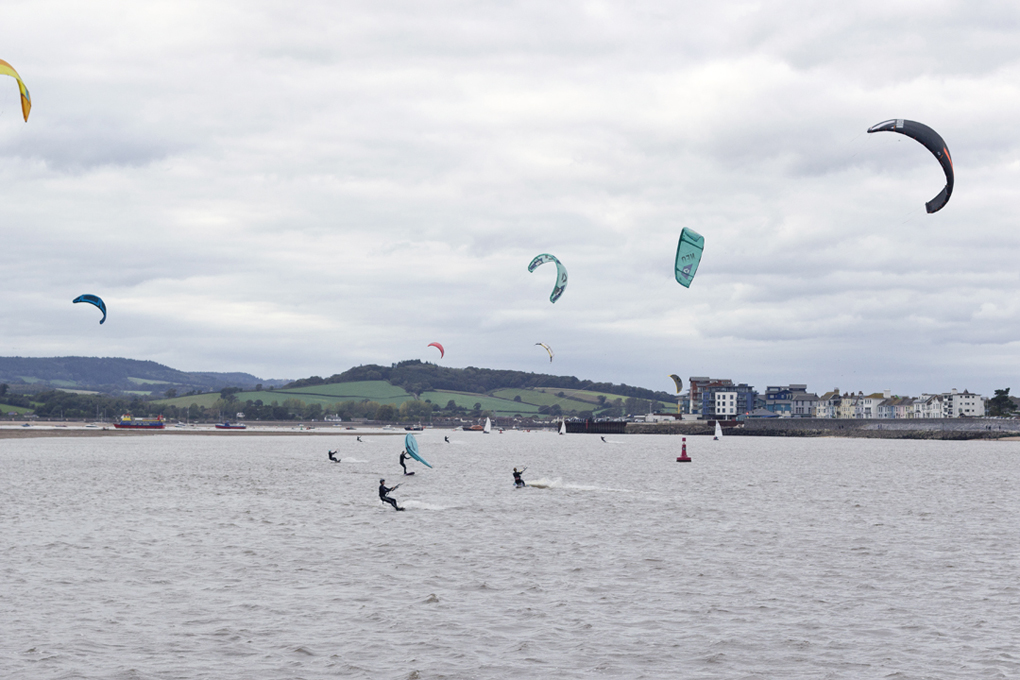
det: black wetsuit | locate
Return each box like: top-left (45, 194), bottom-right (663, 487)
top-left (328, 450), bottom-right (338, 462)
top-left (379, 483), bottom-right (402, 510)
top-left (513, 470), bottom-right (525, 488)
top-left (444, 436), bottom-right (450, 443)
top-left (400, 451), bottom-right (410, 474)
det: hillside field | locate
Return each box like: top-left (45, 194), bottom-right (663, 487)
top-left (151, 380), bottom-right (666, 417)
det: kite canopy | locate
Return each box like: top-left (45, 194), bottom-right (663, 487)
top-left (535, 342), bottom-right (554, 362)
top-left (404, 433), bottom-right (432, 468)
top-left (668, 374), bottom-right (683, 393)
top-left (674, 228), bottom-right (704, 288)
top-left (0, 59), bottom-right (31, 121)
top-left (427, 342), bottom-right (445, 359)
top-left (867, 119), bottom-right (954, 214)
top-left (72, 294), bottom-right (106, 324)
top-left (528, 254), bottom-right (568, 303)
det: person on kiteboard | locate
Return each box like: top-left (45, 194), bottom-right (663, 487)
top-left (444, 436), bottom-right (450, 443)
top-left (379, 479), bottom-right (403, 511)
top-left (399, 450), bottom-right (411, 475)
top-left (328, 450), bottom-right (339, 462)
top-left (513, 467), bottom-right (527, 488)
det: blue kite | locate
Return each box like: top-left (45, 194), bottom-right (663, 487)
top-left (73, 294), bottom-right (107, 324)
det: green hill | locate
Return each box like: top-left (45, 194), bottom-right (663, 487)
top-left (0, 356), bottom-right (288, 396)
top-left (5, 357), bottom-right (678, 422)
top-left (288, 360), bottom-right (674, 404)
top-left (154, 363), bottom-right (676, 420)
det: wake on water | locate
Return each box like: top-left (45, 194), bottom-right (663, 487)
top-left (396, 500), bottom-right (451, 511)
top-left (525, 477), bottom-right (632, 493)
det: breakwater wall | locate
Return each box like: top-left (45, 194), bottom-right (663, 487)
top-left (625, 418), bottom-right (1020, 440)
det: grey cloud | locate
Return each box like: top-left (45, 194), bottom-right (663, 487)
top-left (2, 0), bottom-right (1020, 398)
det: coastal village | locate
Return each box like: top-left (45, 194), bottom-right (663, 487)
top-left (667, 378), bottom-right (988, 421)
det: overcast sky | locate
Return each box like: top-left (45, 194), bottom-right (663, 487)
top-left (1, 0), bottom-right (1019, 397)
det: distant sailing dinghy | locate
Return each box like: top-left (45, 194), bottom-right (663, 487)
top-left (483, 417), bottom-right (491, 434)
top-left (713, 421), bottom-right (722, 441)
top-left (559, 419), bottom-right (566, 435)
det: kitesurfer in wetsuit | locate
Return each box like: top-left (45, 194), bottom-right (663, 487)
top-left (399, 450), bottom-right (411, 475)
top-left (328, 450), bottom-right (339, 462)
top-left (444, 436), bottom-right (450, 443)
top-left (513, 467), bottom-right (527, 488)
top-left (600, 436), bottom-right (606, 443)
top-left (357, 436), bottom-right (362, 442)
top-left (379, 479), bottom-right (403, 511)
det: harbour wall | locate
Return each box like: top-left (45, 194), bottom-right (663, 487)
top-left (625, 418), bottom-right (1020, 440)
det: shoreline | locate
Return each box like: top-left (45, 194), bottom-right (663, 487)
top-left (5, 418), bottom-right (1020, 441)
top-left (626, 417), bottom-right (1020, 441)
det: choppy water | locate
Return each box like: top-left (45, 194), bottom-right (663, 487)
top-left (2, 431), bottom-right (1018, 679)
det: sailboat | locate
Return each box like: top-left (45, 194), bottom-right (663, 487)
top-left (559, 419), bottom-right (566, 435)
top-left (713, 421), bottom-right (723, 440)
top-left (483, 417), bottom-right (491, 434)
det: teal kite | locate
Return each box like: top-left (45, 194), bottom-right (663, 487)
top-left (674, 228), bottom-right (704, 288)
top-left (404, 433), bottom-right (432, 468)
top-left (528, 254), bottom-right (568, 303)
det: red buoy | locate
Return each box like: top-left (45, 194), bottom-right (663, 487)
top-left (677, 437), bottom-right (691, 462)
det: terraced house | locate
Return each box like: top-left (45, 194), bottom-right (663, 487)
top-left (810, 388), bottom-right (985, 419)
top-left (685, 381), bottom-right (985, 420)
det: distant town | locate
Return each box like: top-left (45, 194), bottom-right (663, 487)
top-left (660, 378), bottom-right (992, 421)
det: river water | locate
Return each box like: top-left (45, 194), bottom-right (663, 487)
top-left (2, 431), bottom-right (1018, 679)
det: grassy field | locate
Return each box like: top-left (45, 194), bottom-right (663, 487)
top-left (493, 387), bottom-right (674, 413)
top-left (491, 388), bottom-right (599, 410)
top-left (127, 377), bottom-right (174, 385)
top-left (0, 402), bottom-right (33, 415)
top-left (155, 381), bottom-right (416, 409)
top-left (152, 380), bottom-right (670, 416)
top-left (156, 393), bottom-right (224, 408)
top-left (419, 390), bottom-right (541, 416)
top-left (272, 381), bottom-right (412, 400)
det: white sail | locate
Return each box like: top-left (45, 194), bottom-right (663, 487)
top-left (714, 421), bottom-right (723, 439)
top-left (483, 417), bottom-right (491, 434)
top-left (559, 419), bottom-right (566, 435)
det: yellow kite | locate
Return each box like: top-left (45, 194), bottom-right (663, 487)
top-left (0, 59), bottom-right (31, 121)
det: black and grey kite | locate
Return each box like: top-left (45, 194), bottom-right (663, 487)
top-left (867, 119), bottom-right (954, 214)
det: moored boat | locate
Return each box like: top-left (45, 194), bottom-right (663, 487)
top-left (114, 414), bottom-right (165, 429)
top-left (215, 421), bottom-right (247, 430)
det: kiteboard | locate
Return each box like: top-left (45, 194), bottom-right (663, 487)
top-left (404, 433), bottom-right (432, 468)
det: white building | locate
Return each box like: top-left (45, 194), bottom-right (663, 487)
top-left (814, 390), bottom-right (840, 419)
top-left (714, 391), bottom-right (739, 418)
top-left (941, 389), bottom-right (986, 417)
top-left (853, 393), bottom-right (886, 419)
top-left (913, 395), bottom-right (943, 419)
